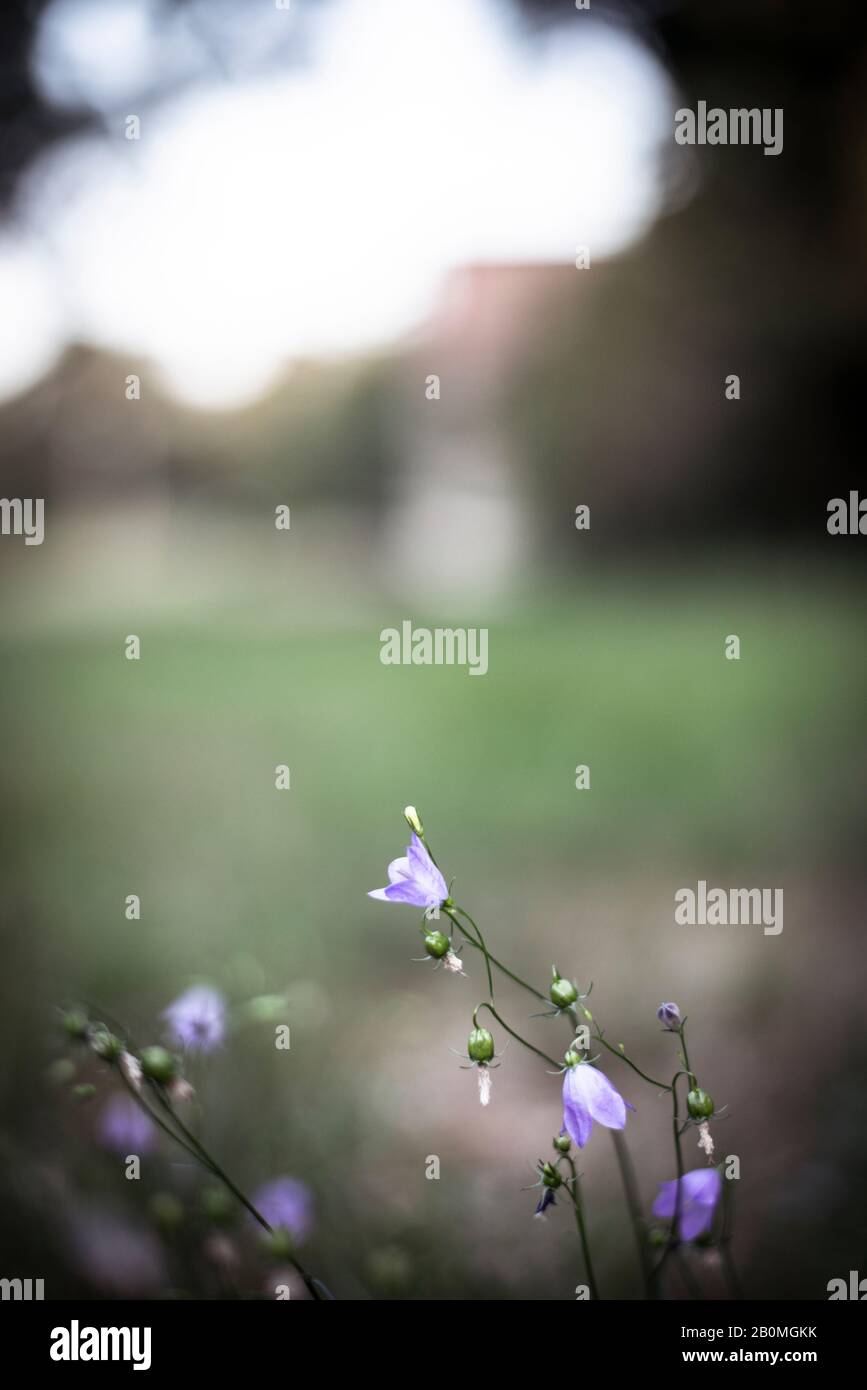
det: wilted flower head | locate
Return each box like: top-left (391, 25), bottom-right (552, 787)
top-left (97, 1095), bottom-right (157, 1155)
top-left (697, 1121), bottom-right (715, 1160)
top-left (251, 1177), bottom-right (314, 1245)
top-left (652, 1167), bottom-right (722, 1241)
top-left (163, 985), bottom-right (226, 1053)
top-left (119, 1051), bottom-right (143, 1092)
top-left (368, 833), bottom-right (449, 911)
top-left (657, 1002), bottom-right (682, 1030)
top-left (562, 1060), bottom-right (630, 1148)
top-left (535, 1187), bottom-right (557, 1218)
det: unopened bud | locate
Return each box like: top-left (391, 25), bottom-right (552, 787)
top-left (553, 1133), bottom-right (571, 1153)
top-left (687, 1087), bottom-right (715, 1119)
top-left (656, 1002), bottom-right (682, 1030)
top-left (63, 1009), bottom-right (89, 1040)
top-left (139, 1046), bottom-right (178, 1085)
top-left (89, 1027), bottom-right (122, 1061)
top-left (550, 975), bottom-right (578, 1009)
top-left (467, 1027), bottom-right (494, 1064)
top-left (424, 930), bottom-right (450, 960)
top-left (403, 805), bottom-right (423, 835)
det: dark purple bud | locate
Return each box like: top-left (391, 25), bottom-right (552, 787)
top-left (656, 1002), bottom-right (682, 1030)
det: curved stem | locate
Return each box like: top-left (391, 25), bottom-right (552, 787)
top-left (447, 905), bottom-right (494, 1000)
top-left (473, 1002), bottom-right (561, 1069)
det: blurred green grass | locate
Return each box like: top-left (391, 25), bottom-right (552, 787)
top-left (0, 576), bottom-right (862, 993)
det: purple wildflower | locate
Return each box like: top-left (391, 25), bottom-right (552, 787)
top-left (562, 1062), bottom-right (629, 1148)
top-left (97, 1095), bottom-right (157, 1154)
top-left (652, 1167), bottom-right (722, 1241)
top-left (251, 1177), bottom-right (314, 1245)
top-left (162, 985), bottom-right (226, 1052)
top-left (368, 832), bottom-right (449, 911)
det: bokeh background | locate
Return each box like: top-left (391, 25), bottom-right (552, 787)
top-left (1, 0), bottom-right (865, 1300)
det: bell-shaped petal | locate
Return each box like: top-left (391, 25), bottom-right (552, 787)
top-left (562, 1062), bottom-right (629, 1148)
top-left (652, 1167), bottom-right (722, 1241)
top-left (368, 833), bottom-right (448, 910)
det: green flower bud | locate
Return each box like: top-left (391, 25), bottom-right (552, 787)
top-left (687, 1087), bottom-right (715, 1120)
top-left (404, 805), bottom-right (423, 835)
top-left (139, 1046), bottom-right (178, 1085)
top-left (550, 977), bottom-right (578, 1009)
top-left (89, 1027), bottom-right (122, 1061)
top-left (423, 930), bottom-right (450, 960)
top-left (467, 1027), bottom-right (494, 1064)
top-left (150, 1192), bottom-right (184, 1231)
top-left (63, 1008), bottom-right (90, 1040)
top-left (564, 1050), bottom-right (581, 1068)
top-left (553, 1133), bottom-right (572, 1153)
top-left (201, 1185), bottom-right (235, 1224)
top-left (72, 1083), bottom-right (96, 1102)
top-left (540, 1161), bottom-right (562, 1189)
top-left (265, 1228), bottom-right (296, 1261)
top-left (47, 1058), bottom-right (76, 1087)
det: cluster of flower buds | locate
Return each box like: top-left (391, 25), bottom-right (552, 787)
top-left (57, 1005), bottom-right (193, 1106)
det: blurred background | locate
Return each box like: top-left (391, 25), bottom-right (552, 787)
top-left (0, 0), bottom-right (865, 1300)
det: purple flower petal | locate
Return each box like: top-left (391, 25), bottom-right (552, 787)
top-left (368, 832), bottom-right (448, 910)
top-left (561, 1063), bottom-right (628, 1147)
top-left (163, 984), bottom-right (226, 1052)
top-left (652, 1168), bottom-right (722, 1241)
top-left (252, 1177), bottom-right (314, 1245)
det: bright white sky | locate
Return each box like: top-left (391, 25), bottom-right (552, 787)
top-left (0, 0), bottom-right (676, 410)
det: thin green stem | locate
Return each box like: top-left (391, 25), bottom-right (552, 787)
top-left (447, 905), bottom-right (494, 1000)
top-left (565, 1156), bottom-right (600, 1300)
top-left (720, 1176), bottom-right (744, 1299)
top-left (119, 1068), bottom-right (324, 1301)
top-left (609, 1129), bottom-right (655, 1298)
top-left (473, 1002), bottom-right (561, 1069)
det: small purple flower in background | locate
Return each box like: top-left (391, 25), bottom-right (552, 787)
top-left (163, 984), bottom-right (226, 1052)
top-left (368, 833), bottom-right (449, 910)
top-left (562, 1061), bottom-right (630, 1148)
top-left (652, 1167), bottom-right (722, 1241)
top-left (97, 1095), bottom-right (157, 1154)
top-left (252, 1176), bottom-right (314, 1245)
top-left (69, 1210), bottom-right (165, 1295)
top-left (656, 1002), bottom-right (682, 1031)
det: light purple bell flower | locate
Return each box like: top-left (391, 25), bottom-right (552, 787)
top-left (562, 1061), bottom-right (630, 1148)
top-left (252, 1177), bottom-right (314, 1244)
top-left (97, 1095), bottom-right (157, 1154)
top-left (162, 984), bottom-right (226, 1052)
top-left (368, 832), bottom-right (449, 911)
top-left (652, 1167), bottom-right (722, 1241)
